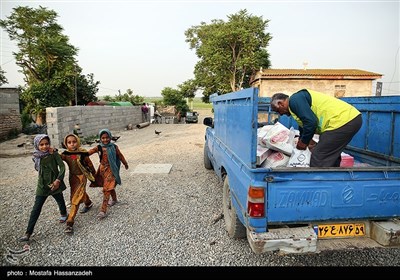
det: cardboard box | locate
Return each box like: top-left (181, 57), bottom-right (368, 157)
top-left (340, 152), bottom-right (354, 167)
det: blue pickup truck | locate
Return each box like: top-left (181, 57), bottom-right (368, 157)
top-left (203, 87), bottom-right (400, 254)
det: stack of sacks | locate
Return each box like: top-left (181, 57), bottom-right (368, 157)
top-left (256, 125), bottom-right (272, 166)
top-left (257, 122), bottom-right (294, 167)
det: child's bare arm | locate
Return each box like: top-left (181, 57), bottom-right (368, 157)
top-left (116, 146), bottom-right (129, 170)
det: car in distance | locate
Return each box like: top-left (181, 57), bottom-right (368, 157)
top-left (185, 111), bottom-right (199, 123)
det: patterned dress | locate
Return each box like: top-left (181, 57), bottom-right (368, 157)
top-left (61, 134), bottom-right (96, 227)
top-left (88, 144), bottom-right (128, 213)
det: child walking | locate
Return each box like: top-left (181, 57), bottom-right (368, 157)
top-left (89, 129), bottom-right (128, 219)
top-left (60, 133), bottom-right (96, 234)
top-left (19, 134), bottom-right (68, 242)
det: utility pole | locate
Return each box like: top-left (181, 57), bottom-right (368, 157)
top-left (75, 64), bottom-right (78, 106)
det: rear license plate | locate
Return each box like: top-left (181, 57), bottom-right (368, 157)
top-left (314, 223), bottom-right (366, 238)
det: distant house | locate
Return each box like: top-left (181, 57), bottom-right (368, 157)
top-left (250, 69), bottom-right (382, 97)
top-left (0, 87), bottom-right (22, 140)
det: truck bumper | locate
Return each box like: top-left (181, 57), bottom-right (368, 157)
top-left (247, 220), bottom-right (400, 254)
top-left (247, 226), bottom-right (317, 254)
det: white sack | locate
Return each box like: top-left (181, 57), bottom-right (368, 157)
top-left (261, 151), bottom-right (290, 168)
top-left (261, 122), bottom-right (293, 155)
top-left (287, 148), bottom-right (311, 167)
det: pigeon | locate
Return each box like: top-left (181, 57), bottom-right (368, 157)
top-left (155, 130), bottom-right (162, 135)
top-left (17, 143), bottom-right (25, 147)
top-left (111, 136), bottom-right (120, 142)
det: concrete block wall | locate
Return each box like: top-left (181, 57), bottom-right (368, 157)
top-left (46, 105), bottom-right (142, 148)
top-left (0, 87), bottom-right (22, 140)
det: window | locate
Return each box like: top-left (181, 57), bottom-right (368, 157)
top-left (334, 85), bottom-right (346, 97)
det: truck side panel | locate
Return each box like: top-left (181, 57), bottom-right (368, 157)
top-left (266, 169), bottom-right (400, 224)
top-left (211, 88), bottom-right (259, 169)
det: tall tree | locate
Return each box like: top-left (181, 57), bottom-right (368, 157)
top-left (0, 6), bottom-right (98, 120)
top-left (185, 9), bottom-right (272, 102)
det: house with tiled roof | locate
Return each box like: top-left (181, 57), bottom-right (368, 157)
top-left (250, 69), bottom-right (382, 97)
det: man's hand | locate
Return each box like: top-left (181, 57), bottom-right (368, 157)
top-left (308, 139), bottom-right (317, 152)
top-left (296, 139), bottom-right (308, 150)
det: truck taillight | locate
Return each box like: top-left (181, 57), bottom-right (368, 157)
top-left (247, 187), bottom-right (265, 217)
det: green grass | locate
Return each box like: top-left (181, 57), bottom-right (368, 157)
top-left (190, 98), bottom-right (212, 110)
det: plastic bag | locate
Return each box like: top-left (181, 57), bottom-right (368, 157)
top-left (287, 148), bottom-right (311, 167)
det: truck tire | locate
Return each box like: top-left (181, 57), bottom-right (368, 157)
top-left (222, 175), bottom-right (246, 239)
top-left (204, 144), bottom-right (213, 170)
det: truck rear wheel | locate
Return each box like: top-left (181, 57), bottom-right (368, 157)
top-left (204, 144), bottom-right (213, 170)
top-left (222, 175), bottom-right (246, 239)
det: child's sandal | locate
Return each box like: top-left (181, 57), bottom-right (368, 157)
top-left (59, 215), bottom-right (67, 223)
top-left (64, 226), bottom-right (73, 234)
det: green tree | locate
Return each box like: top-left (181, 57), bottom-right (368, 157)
top-left (113, 89), bottom-right (145, 105)
top-left (161, 87), bottom-right (189, 116)
top-left (0, 67), bottom-right (8, 86)
top-left (77, 73), bottom-right (99, 105)
top-left (0, 6), bottom-right (99, 121)
top-left (185, 9), bottom-right (272, 102)
top-left (102, 95), bottom-right (114, 102)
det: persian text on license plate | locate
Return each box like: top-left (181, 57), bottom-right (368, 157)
top-left (314, 223), bottom-right (366, 238)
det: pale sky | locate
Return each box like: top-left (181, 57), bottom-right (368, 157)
top-left (1, 0), bottom-right (399, 97)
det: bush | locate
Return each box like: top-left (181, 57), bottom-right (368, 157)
top-left (6, 128), bottom-right (19, 140)
top-left (21, 112), bottom-right (33, 129)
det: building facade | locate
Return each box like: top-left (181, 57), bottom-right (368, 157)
top-left (250, 69), bottom-right (382, 97)
top-left (0, 87), bottom-right (22, 141)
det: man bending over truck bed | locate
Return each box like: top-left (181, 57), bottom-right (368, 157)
top-left (271, 89), bottom-right (362, 167)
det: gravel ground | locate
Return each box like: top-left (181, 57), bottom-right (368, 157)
top-left (1, 109), bottom-right (399, 270)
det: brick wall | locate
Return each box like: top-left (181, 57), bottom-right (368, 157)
top-left (46, 105), bottom-right (143, 148)
top-left (0, 87), bottom-right (22, 141)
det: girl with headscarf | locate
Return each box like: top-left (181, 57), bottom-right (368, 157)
top-left (60, 133), bottom-right (96, 234)
top-left (19, 134), bottom-right (68, 242)
top-left (88, 129), bottom-right (129, 219)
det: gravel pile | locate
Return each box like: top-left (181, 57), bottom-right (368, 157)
top-left (1, 112), bottom-right (399, 268)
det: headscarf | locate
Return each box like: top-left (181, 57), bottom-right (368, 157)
top-left (63, 133), bottom-right (88, 153)
top-left (32, 134), bottom-right (50, 172)
top-left (62, 133), bottom-right (95, 182)
top-left (99, 129), bottom-right (121, 185)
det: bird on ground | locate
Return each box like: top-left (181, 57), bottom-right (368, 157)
top-left (17, 143), bottom-right (25, 147)
top-left (155, 130), bottom-right (162, 135)
top-left (111, 136), bottom-right (120, 142)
